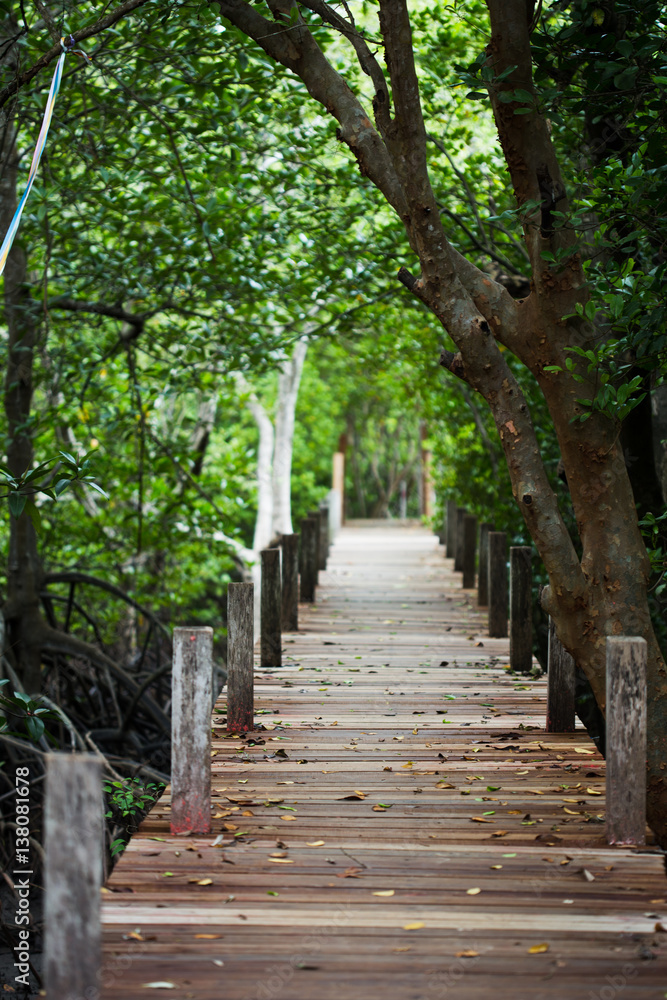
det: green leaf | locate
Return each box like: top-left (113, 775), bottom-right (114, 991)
top-left (8, 493), bottom-right (26, 518)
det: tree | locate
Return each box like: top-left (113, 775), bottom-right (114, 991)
top-left (212, 0), bottom-right (667, 840)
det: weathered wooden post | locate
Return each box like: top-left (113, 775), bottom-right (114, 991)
top-left (300, 517), bottom-right (318, 602)
top-left (171, 626), bottom-right (213, 832)
top-left (281, 533), bottom-right (299, 631)
top-left (227, 582), bottom-right (254, 733)
top-left (307, 510), bottom-right (321, 585)
top-left (318, 503), bottom-right (329, 569)
top-left (45, 753), bottom-right (102, 1000)
top-left (446, 499), bottom-right (457, 559)
top-left (546, 618), bottom-right (576, 732)
top-left (261, 548), bottom-right (282, 667)
top-left (462, 514), bottom-right (477, 589)
top-left (606, 636), bottom-right (647, 845)
top-left (454, 506), bottom-right (466, 572)
top-left (477, 522), bottom-right (493, 606)
top-left (510, 546), bottom-right (532, 673)
top-left (488, 531), bottom-right (508, 638)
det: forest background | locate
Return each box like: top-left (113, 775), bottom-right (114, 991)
top-left (0, 0), bottom-right (666, 863)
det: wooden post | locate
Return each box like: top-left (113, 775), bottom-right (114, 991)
top-left (478, 522), bottom-right (493, 606)
top-left (332, 451), bottom-right (345, 528)
top-left (488, 531), bottom-right (508, 638)
top-left (300, 517), bottom-right (318, 602)
top-left (462, 514), bottom-right (477, 589)
top-left (454, 506), bottom-right (466, 572)
top-left (307, 511), bottom-right (321, 585)
top-left (45, 753), bottom-right (102, 1000)
top-left (446, 499), bottom-right (457, 559)
top-left (606, 637), bottom-right (647, 845)
top-left (546, 618), bottom-right (576, 732)
top-left (318, 504), bottom-right (329, 569)
top-left (227, 582), bottom-right (254, 734)
top-left (171, 626), bottom-right (213, 833)
top-left (261, 548), bottom-right (282, 667)
top-left (281, 533), bottom-right (299, 631)
top-left (510, 546), bottom-right (532, 673)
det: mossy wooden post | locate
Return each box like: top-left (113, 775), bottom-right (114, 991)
top-left (261, 548), bottom-right (282, 667)
top-left (318, 503), bottom-right (329, 569)
top-left (454, 506), bottom-right (466, 572)
top-left (281, 533), bottom-right (299, 631)
top-left (488, 531), bottom-right (508, 638)
top-left (45, 753), bottom-right (102, 1000)
top-left (300, 517), bottom-right (317, 602)
top-left (227, 582), bottom-right (254, 734)
top-left (462, 514), bottom-right (477, 589)
top-left (446, 500), bottom-right (457, 559)
top-left (478, 522), bottom-right (493, 606)
top-left (546, 618), bottom-right (576, 732)
top-left (606, 636), bottom-right (647, 845)
top-left (510, 546), bottom-right (532, 673)
top-left (307, 510), bottom-right (321, 585)
top-left (171, 626), bottom-right (213, 833)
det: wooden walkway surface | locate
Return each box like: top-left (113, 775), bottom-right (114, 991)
top-left (101, 523), bottom-right (667, 999)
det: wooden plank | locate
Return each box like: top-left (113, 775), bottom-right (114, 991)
top-left (171, 626), bottom-right (212, 833)
top-left (45, 753), bottom-right (102, 999)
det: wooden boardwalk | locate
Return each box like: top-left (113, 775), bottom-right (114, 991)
top-left (101, 523), bottom-right (666, 999)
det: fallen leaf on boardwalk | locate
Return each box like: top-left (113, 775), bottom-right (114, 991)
top-left (225, 797), bottom-right (255, 805)
top-left (466, 888), bottom-right (482, 895)
top-left (574, 748), bottom-right (594, 755)
top-left (490, 865), bottom-right (503, 869)
top-left (507, 810), bottom-right (522, 815)
top-left (306, 841), bottom-right (325, 847)
top-left (280, 815), bottom-right (297, 821)
top-left (528, 943), bottom-right (550, 954)
top-left (402, 762), bottom-right (414, 768)
top-left (142, 984), bottom-right (176, 990)
top-left (581, 869), bottom-right (595, 882)
top-left (471, 817), bottom-right (494, 823)
top-left (276, 781), bottom-right (294, 785)
top-left (338, 791), bottom-right (367, 800)
top-left (393, 736), bottom-right (404, 741)
top-left (586, 787), bottom-right (602, 796)
top-left (223, 823), bottom-right (238, 831)
top-left (373, 890), bottom-right (395, 896)
top-left (491, 830), bottom-right (509, 837)
top-left (456, 950), bottom-right (479, 957)
top-left (413, 728), bottom-right (419, 735)
top-left (563, 808), bottom-right (579, 815)
top-left (269, 858), bottom-right (294, 864)
top-left (337, 867), bottom-right (364, 878)
top-left (383, 766), bottom-right (393, 771)
top-left (393, 946), bottom-right (412, 952)
top-left (124, 931), bottom-right (144, 941)
top-left (373, 803), bottom-right (392, 811)
top-left (161, 872), bottom-right (174, 878)
top-left (403, 922), bottom-right (425, 930)
top-left (526, 789), bottom-right (544, 795)
top-left (188, 878), bottom-right (213, 885)
top-left (436, 781), bottom-right (455, 789)
top-left (242, 810), bottom-right (255, 816)
top-left (194, 934), bottom-right (222, 939)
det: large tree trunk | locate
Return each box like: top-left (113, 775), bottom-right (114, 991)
top-left (272, 338), bottom-right (307, 535)
top-left (214, 0), bottom-right (667, 842)
top-left (0, 98), bottom-right (44, 692)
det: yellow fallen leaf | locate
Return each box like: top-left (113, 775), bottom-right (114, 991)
top-left (528, 943), bottom-right (550, 954)
top-left (471, 816), bottom-right (494, 823)
top-left (126, 931), bottom-right (144, 941)
top-left (586, 787), bottom-right (602, 796)
top-left (563, 807), bottom-right (579, 815)
top-left (194, 934), bottom-right (222, 939)
top-left (280, 815), bottom-right (297, 821)
top-left (188, 878), bottom-right (213, 885)
top-left (402, 762), bottom-right (413, 768)
top-left (373, 890), bottom-right (395, 896)
top-left (466, 888), bottom-right (482, 895)
top-left (491, 830), bottom-right (509, 837)
top-left (269, 858), bottom-right (295, 863)
top-left (307, 840), bottom-right (325, 847)
top-left (456, 950), bottom-right (479, 957)
top-left (403, 922), bottom-right (425, 930)
top-left (412, 728), bottom-right (419, 735)
top-left (490, 865), bottom-right (503, 870)
top-left (574, 748), bottom-right (594, 754)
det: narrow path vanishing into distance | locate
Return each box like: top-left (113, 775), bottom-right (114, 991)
top-left (101, 522), bottom-right (667, 999)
